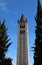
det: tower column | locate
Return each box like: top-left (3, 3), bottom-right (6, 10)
top-left (17, 13), bottom-right (29, 65)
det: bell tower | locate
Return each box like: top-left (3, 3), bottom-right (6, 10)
top-left (17, 13), bottom-right (28, 65)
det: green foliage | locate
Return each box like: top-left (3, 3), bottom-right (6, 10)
top-left (33, 0), bottom-right (42, 65)
top-left (0, 58), bottom-right (12, 65)
top-left (0, 20), bottom-right (12, 65)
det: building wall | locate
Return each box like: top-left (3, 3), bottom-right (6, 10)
top-left (17, 21), bottom-right (28, 65)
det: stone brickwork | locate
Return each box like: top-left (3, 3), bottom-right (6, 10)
top-left (17, 13), bottom-right (28, 65)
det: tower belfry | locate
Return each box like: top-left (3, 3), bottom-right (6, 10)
top-left (17, 13), bottom-right (28, 65)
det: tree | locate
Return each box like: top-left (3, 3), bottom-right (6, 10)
top-left (33, 0), bottom-right (42, 65)
top-left (0, 20), bottom-right (12, 65)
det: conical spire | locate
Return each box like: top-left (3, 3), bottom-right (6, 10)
top-left (20, 13), bottom-right (27, 22)
top-left (18, 13), bottom-right (27, 23)
top-left (20, 13), bottom-right (26, 22)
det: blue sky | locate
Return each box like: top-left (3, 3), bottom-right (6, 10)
top-left (0, 0), bottom-right (42, 65)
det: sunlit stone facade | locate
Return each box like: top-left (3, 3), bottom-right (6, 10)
top-left (17, 13), bottom-right (29, 65)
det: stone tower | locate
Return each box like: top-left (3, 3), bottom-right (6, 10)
top-left (17, 13), bottom-right (28, 65)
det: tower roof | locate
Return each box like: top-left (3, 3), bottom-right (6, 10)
top-left (18, 13), bottom-right (27, 23)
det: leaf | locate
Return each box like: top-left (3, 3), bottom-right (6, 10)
top-left (6, 42), bottom-right (12, 48)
